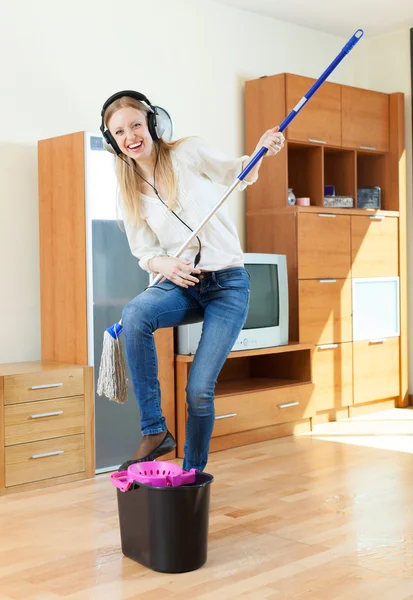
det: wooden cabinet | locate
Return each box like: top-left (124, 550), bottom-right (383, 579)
top-left (353, 338), bottom-right (400, 404)
top-left (286, 74), bottom-right (342, 146)
top-left (297, 213), bottom-right (351, 279)
top-left (0, 361), bottom-right (94, 494)
top-left (351, 215), bottom-right (398, 277)
top-left (246, 73), bottom-right (407, 419)
top-left (341, 86), bottom-right (389, 152)
top-left (175, 344), bottom-right (314, 456)
top-left (310, 343), bottom-right (353, 412)
top-left (299, 278), bottom-right (352, 344)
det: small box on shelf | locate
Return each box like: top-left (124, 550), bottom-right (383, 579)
top-left (323, 195), bottom-right (354, 208)
top-left (357, 186), bottom-right (381, 209)
top-left (357, 151), bottom-right (388, 209)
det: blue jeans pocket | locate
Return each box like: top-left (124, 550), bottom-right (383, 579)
top-left (148, 279), bottom-right (177, 292)
top-left (215, 271), bottom-right (250, 291)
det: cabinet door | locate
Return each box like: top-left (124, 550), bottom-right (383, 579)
top-left (299, 278), bottom-right (352, 344)
top-left (297, 213), bottom-right (351, 279)
top-left (311, 343), bottom-right (353, 412)
top-left (286, 74), bottom-right (341, 146)
top-left (351, 216), bottom-right (398, 277)
top-left (353, 338), bottom-right (399, 404)
top-left (342, 86), bottom-right (389, 152)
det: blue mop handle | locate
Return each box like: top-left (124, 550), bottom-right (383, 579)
top-left (238, 28), bottom-right (364, 181)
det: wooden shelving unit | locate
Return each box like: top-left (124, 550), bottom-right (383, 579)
top-left (245, 73), bottom-right (407, 423)
top-left (175, 343), bottom-right (314, 456)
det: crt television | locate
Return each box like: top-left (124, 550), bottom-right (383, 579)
top-left (176, 253), bottom-right (289, 355)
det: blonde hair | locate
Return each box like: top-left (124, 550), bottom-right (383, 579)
top-left (104, 96), bottom-right (186, 226)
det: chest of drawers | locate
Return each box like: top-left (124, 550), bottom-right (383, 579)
top-left (0, 361), bottom-right (94, 494)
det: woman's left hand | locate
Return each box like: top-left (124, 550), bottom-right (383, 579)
top-left (254, 126), bottom-right (285, 157)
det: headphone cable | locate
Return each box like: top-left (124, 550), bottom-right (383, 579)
top-left (118, 147), bottom-right (202, 267)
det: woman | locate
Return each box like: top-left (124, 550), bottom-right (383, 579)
top-left (101, 90), bottom-right (285, 472)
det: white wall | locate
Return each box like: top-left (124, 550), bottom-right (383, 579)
top-left (0, 0), bottom-right (387, 364)
top-left (355, 29), bottom-right (413, 390)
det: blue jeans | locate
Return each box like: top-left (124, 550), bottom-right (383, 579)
top-left (121, 266), bottom-right (250, 472)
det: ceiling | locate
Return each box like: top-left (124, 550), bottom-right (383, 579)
top-left (211, 0), bottom-right (413, 38)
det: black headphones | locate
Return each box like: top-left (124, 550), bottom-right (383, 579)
top-left (100, 90), bottom-right (165, 155)
top-left (100, 90), bottom-right (202, 267)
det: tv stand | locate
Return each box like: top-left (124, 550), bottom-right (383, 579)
top-left (175, 342), bottom-right (315, 457)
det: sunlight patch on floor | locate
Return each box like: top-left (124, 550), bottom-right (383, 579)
top-left (300, 409), bottom-right (413, 453)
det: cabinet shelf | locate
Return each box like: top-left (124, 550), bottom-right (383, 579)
top-left (324, 147), bottom-right (356, 200)
top-left (357, 151), bottom-right (388, 209)
top-left (247, 205), bottom-right (399, 218)
top-left (175, 342), bottom-right (313, 362)
top-left (287, 143), bottom-right (323, 206)
top-left (215, 377), bottom-right (312, 398)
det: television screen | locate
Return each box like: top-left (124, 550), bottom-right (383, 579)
top-left (243, 264), bottom-right (279, 329)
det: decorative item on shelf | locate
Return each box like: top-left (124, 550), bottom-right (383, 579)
top-left (323, 195), bottom-right (354, 208)
top-left (324, 185), bottom-right (336, 196)
top-left (296, 197), bottom-right (311, 206)
top-left (357, 186), bottom-right (381, 209)
top-left (287, 188), bottom-right (296, 206)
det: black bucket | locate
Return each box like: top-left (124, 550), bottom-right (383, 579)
top-left (116, 471), bottom-right (214, 573)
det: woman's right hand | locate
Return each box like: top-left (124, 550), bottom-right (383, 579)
top-left (148, 256), bottom-right (201, 288)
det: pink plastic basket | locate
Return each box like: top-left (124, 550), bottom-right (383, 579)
top-left (111, 461), bottom-right (197, 492)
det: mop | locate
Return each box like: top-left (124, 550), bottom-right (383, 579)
top-left (97, 28), bottom-right (364, 404)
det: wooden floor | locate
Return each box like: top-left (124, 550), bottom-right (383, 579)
top-left (2, 408), bottom-right (413, 599)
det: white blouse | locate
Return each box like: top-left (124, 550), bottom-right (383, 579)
top-left (120, 137), bottom-right (257, 273)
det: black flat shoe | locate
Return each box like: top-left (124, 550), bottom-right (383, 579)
top-left (118, 430), bottom-right (176, 471)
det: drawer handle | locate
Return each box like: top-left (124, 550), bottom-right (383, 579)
top-left (319, 344), bottom-right (338, 349)
top-left (278, 401), bottom-right (300, 409)
top-left (215, 413), bottom-right (237, 420)
top-left (30, 411), bottom-right (63, 419)
top-left (317, 213), bottom-right (336, 218)
top-left (359, 145), bottom-right (376, 151)
top-left (308, 138), bottom-right (326, 144)
top-left (31, 450), bottom-right (64, 459)
top-left (319, 279), bottom-right (337, 283)
top-left (29, 383), bottom-right (63, 390)
top-left (369, 339), bottom-right (386, 344)
top-left (369, 215), bottom-right (385, 220)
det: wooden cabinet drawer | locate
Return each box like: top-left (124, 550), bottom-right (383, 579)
top-left (299, 278), bottom-right (352, 344)
top-left (5, 396), bottom-right (85, 446)
top-left (297, 213), bottom-right (351, 279)
top-left (351, 216), bottom-right (398, 277)
top-left (212, 384), bottom-right (314, 438)
top-left (286, 74), bottom-right (342, 146)
top-left (353, 338), bottom-right (399, 404)
top-left (4, 368), bottom-right (84, 405)
top-left (341, 86), bottom-right (389, 152)
top-left (5, 434), bottom-right (85, 487)
top-left (311, 343), bottom-right (353, 412)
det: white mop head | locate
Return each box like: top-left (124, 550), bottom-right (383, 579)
top-left (97, 328), bottom-right (128, 404)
